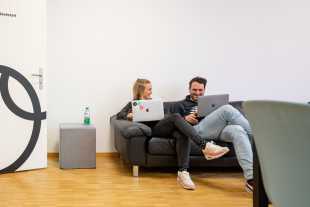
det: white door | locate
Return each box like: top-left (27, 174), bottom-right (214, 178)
top-left (0, 0), bottom-right (47, 173)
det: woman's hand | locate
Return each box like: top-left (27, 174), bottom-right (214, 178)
top-left (127, 112), bottom-right (133, 120)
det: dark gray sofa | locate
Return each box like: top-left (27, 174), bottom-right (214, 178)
top-left (110, 101), bottom-right (244, 176)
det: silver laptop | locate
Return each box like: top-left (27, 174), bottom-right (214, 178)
top-left (132, 99), bottom-right (164, 122)
top-left (198, 94), bottom-right (229, 117)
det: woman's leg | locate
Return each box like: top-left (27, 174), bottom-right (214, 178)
top-left (153, 114), bottom-right (229, 160)
top-left (173, 130), bottom-right (191, 171)
top-left (152, 115), bottom-right (192, 170)
top-left (152, 115), bottom-right (195, 190)
top-left (152, 113), bottom-right (205, 148)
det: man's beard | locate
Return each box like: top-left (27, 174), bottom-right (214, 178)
top-left (190, 95), bottom-right (198, 102)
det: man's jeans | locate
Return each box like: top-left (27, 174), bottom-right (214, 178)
top-left (194, 104), bottom-right (253, 180)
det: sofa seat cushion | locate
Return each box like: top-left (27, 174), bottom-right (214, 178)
top-left (147, 137), bottom-right (235, 156)
top-left (147, 137), bottom-right (176, 155)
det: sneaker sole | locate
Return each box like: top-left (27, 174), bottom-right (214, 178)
top-left (245, 184), bottom-right (253, 193)
top-left (177, 177), bottom-right (196, 190)
top-left (205, 148), bottom-right (230, 160)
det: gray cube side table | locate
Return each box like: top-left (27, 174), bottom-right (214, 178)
top-left (59, 123), bottom-right (96, 169)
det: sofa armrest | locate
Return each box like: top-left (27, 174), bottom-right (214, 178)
top-left (127, 136), bottom-right (148, 166)
top-left (110, 115), bottom-right (149, 166)
top-left (110, 116), bottom-right (152, 139)
top-left (230, 101), bottom-right (245, 116)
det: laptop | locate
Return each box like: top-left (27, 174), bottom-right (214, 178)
top-left (197, 94), bottom-right (229, 117)
top-left (132, 99), bottom-right (164, 122)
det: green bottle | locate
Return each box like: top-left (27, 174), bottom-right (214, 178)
top-left (84, 107), bottom-right (90, 125)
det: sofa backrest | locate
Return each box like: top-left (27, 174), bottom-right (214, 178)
top-left (163, 101), bottom-right (183, 114)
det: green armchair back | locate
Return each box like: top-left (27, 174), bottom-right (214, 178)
top-left (244, 100), bottom-right (310, 207)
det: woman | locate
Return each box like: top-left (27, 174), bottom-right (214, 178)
top-left (117, 79), bottom-right (229, 190)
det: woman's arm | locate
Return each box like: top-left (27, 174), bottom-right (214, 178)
top-left (116, 102), bottom-right (132, 120)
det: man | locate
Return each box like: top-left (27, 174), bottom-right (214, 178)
top-left (178, 76), bottom-right (254, 192)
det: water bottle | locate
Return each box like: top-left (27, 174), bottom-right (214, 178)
top-left (84, 107), bottom-right (91, 125)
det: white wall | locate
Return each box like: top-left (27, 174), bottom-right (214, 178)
top-left (47, 0), bottom-right (310, 152)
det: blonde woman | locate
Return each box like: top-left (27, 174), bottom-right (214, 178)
top-left (117, 79), bottom-right (229, 190)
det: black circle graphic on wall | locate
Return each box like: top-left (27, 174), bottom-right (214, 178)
top-left (0, 65), bottom-right (46, 173)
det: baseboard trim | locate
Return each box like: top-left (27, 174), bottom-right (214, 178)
top-left (96, 152), bottom-right (119, 157)
top-left (48, 153), bottom-right (59, 158)
top-left (48, 152), bottom-right (119, 158)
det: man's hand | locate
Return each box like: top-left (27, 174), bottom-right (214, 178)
top-left (127, 112), bottom-right (133, 120)
top-left (185, 113), bottom-right (198, 125)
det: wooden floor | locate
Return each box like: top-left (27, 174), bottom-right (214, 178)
top-left (0, 156), bottom-right (253, 207)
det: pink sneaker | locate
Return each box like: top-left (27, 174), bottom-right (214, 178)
top-left (202, 141), bottom-right (230, 160)
top-left (177, 171), bottom-right (196, 190)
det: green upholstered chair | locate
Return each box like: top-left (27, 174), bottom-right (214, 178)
top-left (243, 100), bottom-right (310, 207)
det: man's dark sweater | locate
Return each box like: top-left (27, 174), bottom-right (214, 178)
top-left (178, 95), bottom-right (198, 116)
top-left (176, 95), bottom-right (206, 123)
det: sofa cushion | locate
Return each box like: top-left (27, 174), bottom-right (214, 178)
top-left (147, 137), bottom-right (176, 155)
top-left (111, 117), bottom-right (152, 138)
top-left (122, 124), bottom-right (152, 138)
top-left (163, 101), bottom-right (183, 114)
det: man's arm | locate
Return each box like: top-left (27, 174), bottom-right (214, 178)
top-left (184, 113), bottom-right (199, 125)
top-left (174, 100), bottom-right (199, 125)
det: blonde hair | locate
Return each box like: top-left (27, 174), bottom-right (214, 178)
top-left (132, 78), bottom-right (151, 100)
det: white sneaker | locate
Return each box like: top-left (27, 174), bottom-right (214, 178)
top-left (202, 141), bottom-right (230, 160)
top-left (177, 171), bottom-right (196, 190)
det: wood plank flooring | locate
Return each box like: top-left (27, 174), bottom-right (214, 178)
top-left (0, 156), bottom-right (253, 207)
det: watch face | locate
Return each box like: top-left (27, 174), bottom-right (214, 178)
top-left (0, 65), bottom-right (46, 173)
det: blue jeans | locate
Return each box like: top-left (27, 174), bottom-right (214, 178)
top-left (193, 104), bottom-right (253, 180)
